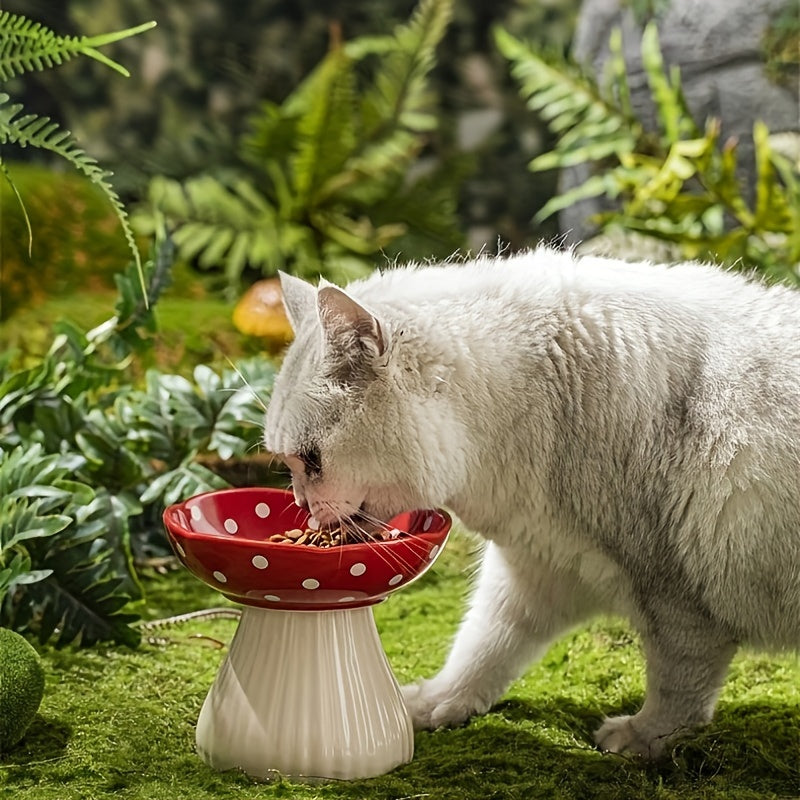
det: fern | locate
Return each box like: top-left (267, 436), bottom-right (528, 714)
top-left (136, 0), bottom-right (463, 292)
top-left (498, 21), bottom-right (800, 284)
top-left (0, 12), bottom-right (155, 81)
top-left (335, 0), bottom-right (452, 188)
top-left (495, 26), bottom-right (642, 222)
top-left (0, 13), bottom-right (155, 301)
top-left (0, 236), bottom-right (278, 646)
top-left (289, 46), bottom-right (359, 208)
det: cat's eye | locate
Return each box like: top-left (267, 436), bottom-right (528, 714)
top-left (298, 446), bottom-right (322, 476)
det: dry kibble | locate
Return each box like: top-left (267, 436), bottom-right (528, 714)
top-left (266, 523), bottom-right (405, 547)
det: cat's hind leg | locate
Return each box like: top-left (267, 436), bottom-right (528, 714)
top-left (402, 541), bottom-right (595, 730)
top-left (594, 605), bottom-right (737, 759)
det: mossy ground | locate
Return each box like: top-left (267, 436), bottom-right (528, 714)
top-left (2, 528), bottom-right (798, 800)
top-left (0, 261), bottom-right (264, 377)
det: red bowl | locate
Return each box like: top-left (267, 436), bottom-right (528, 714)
top-left (162, 488), bottom-right (452, 611)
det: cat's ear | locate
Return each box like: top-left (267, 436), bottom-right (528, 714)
top-left (278, 271), bottom-right (317, 331)
top-left (317, 283), bottom-right (388, 359)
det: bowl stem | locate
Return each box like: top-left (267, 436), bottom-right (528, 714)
top-left (195, 605), bottom-right (414, 780)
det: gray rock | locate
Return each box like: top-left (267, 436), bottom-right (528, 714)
top-left (560, 0), bottom-right (799, 244)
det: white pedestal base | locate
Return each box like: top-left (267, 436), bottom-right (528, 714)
top-left (196, 605), bottom-right (414, 781)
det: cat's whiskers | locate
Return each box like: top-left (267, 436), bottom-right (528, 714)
top-left (245, 440), bottom-right (265, 456)
top-left (355, 507), bottom-right (432, 559)
top-left (350, 519), bottom-right (414, 574)
top-left (223, 356), bottom-right (270, 413)
top-left (276, 493), bottom-right (300, 518)
top-left (350, 509), bottom-right (427, 573)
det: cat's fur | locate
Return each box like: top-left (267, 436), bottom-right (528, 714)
top-left (264, 248), bottom-right (800, 758)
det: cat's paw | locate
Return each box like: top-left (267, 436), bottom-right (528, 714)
top-left (594, 714), bottom-right (678, 759)
top-left (401, 680), bottom-right (487, 731)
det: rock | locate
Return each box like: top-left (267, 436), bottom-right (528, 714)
top-left (457, 108), bottom-right (504, 151)
top-left (560, 0), bottom-right (799, 244)
top-left (0, 628), bottom-right (45, 752)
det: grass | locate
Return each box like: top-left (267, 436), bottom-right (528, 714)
top-left (2, 528), bottom-right (799, 800)
top-left (0, 263), bottom-right (264, 377)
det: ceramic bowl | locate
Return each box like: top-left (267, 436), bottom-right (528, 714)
top-left (163, 487), bottom-right (451, 611)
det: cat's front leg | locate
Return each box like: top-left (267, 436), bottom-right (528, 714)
top-left (594, 607), bottom-right (737, 759)
top-left (402, 541), bottom-right (592, 731)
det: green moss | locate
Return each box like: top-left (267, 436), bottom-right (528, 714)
top-left (1, 528), bottom-right (798, 799)
top-left (0, 273), bottom-right (263, 377)
top-left (0, 628), bottom-right (45, 752)
top-left (0, 162), bottom-right (135, 318)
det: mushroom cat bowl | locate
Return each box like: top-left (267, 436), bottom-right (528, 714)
top-left (162, 487), bottom-right (451, 782)
top-left (163, 487), bottom-right (451, 611)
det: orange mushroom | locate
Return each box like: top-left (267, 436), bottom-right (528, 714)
top-left (232, 278), bottom-right (293, 350)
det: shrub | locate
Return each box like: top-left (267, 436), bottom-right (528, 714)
top-left (496, 23), bottom-right (800, 284)
top-left (0, 238), bottom-right (276, 647)
top-left (134, 0), bottom-right (470, 295)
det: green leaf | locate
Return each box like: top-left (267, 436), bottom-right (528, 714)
top-left (496, 26), bottom-right (639, 176)
top-left (0, 12), bottom-right (155, 81)
top-left (290, 46), bottom-right (359, 206)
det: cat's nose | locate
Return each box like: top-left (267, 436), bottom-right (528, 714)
top-left (292, 491), bottom-right (309, 510)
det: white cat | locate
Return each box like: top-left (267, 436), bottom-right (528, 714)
top-left (263, 248), bottom-right (800, 758)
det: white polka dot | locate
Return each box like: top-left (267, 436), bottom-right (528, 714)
top-left (251, 555), bottom-right (269, 570)
top-left (338, 596), bottom-right (356, 603)
top-left (212, 571), bottom-right (227, 583)
top-left (223, 518), bottom-right (238, 534)
top-left (349, 563), bottom-right (367, 577)
top-left (175, 542), bottom-right (186, 558)
top-left (422, 515), bottom-right (433, 531)
top-left (190, 506), bottom-right (202, 521)
top-left (302, 578), bottom-right (320, 590)
top-left (428, 545), bottom-right (440, 561)
top-left (264, 594), bottom-right (281, 602)
top-left (388, 574), bottom-right (403, 586)
top-left (255, 502), bottom-right (270, 518)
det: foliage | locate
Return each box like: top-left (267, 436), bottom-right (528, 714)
top-left (497, 23), bottom-right (800, 284)
top-left (0, 11), bottom-right (153, 80)
top-left (0, 11), bottom-right (154, 296)
top-left (763, 0), bottom-right (800, 89)
top-left (134, 0), bottom-right (469, 294)
top-left (4, 0), bottom-right (582, 253)
top-left (0, 237), bottom-right (275, 647)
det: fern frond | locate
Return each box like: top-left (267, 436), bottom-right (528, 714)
top-left (360, 0), bottom-right (451, 135)
top-left (495, 27), bottom-right (640, 178)
top-left (138, 0), bottom-right (460, 290)
top-left (640, 23), bottom-right (697, 144)
top-left (289, 45), bottom-right (358, 207)
top-left (0, 13), bottom-right (155, 81)
top-left (0, 93), bottom-right (142, 290)
top-left (317, 0), bottom-right (452, 201)
top-left (143, 174), bottom-right (307, 285)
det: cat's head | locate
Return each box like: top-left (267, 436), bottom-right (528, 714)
top-left (264, 271), bottom-right (466, 526)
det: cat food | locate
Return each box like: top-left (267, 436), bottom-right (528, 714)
top-left (269, 525), bottom-right (402, 548)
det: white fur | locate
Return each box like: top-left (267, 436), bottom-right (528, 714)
top-left (264, 248), bottom-right (800, 758)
